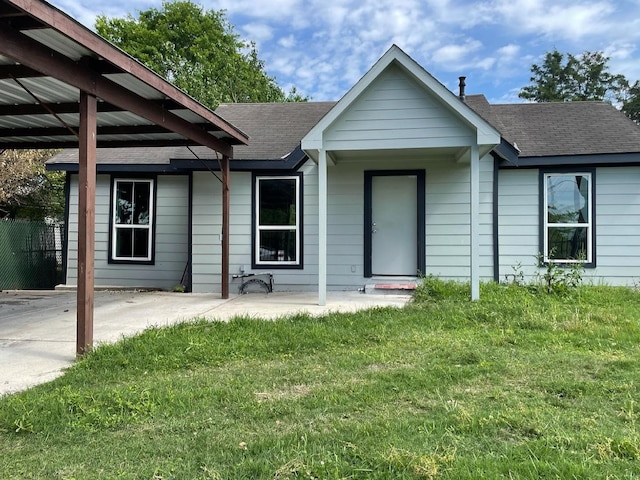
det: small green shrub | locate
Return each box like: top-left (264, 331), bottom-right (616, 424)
top-left (534, 250), bottom-right (584, 294)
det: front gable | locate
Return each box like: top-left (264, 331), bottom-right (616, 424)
top-left (323, 63), bottom-right (475, 151)
top-left (302, 45), bottom-right (500, 161)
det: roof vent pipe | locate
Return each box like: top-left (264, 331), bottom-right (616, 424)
top-left (458, 76), bottom-right (466, 101)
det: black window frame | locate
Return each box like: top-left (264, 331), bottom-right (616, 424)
top-left (539, 168), bottom-right (596, 268)
top-left (251, 172), bottom-right (304, 270)
top-left (108, 175), bottom-right (157, 265)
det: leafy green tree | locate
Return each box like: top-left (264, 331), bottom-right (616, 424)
top-left (96, 1), bottom-right (305, 108)
top-left (519, 49), bottom-right (626, 103)
top-left (621, 80), bottom-right (640, 122)
top-left (519, 49), bottom-right (569, 102)
top-left (0, 149), bottom-right (65, 221)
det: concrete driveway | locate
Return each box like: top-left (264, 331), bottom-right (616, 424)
top-left (0, 289), bottom-right (410, 396)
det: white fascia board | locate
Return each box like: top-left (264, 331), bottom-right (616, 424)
top-left (477, 129), bottom-right (501, 147)
top-left (301, 136), bottom-right (323, 152)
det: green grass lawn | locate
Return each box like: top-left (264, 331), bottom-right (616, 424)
top-left (1, 280), bottom-right (639, 479)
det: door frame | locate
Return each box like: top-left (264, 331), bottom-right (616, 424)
top-left (364, 169), bottom-right (426, 278)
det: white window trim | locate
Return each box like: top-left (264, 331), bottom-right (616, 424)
top-left (255, 175), bottom-right (300, 266)
top-left (543, 172), bottom-right (592, 264)
top-left (111, 178), bottom-right (154, 262)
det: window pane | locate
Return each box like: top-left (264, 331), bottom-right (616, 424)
top-left (116, 182), bottom-right (133, 224)
top-left (133, 182), bottom-right (151, 225)
top-left (115, 228), bottom-right (133, 257)
top-left (547, 175), bottom-right (589, 224)
top-left (259, 230), bottom-right (296, 262)
top-left (259, 179), bottom-right (296, 226)
top-left (548, 227), bottom-right (587, 260)
top-left (115, 228), bottom-right (149, 259)
top-left (112, 179), bottom-right (154, 262)
top-left (133, 229), bottom-right (149, 258)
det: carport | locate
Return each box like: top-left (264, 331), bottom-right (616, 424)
top-left (0, 0), bottom-right (248, 355)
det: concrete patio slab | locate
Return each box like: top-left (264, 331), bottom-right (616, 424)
top-left (0, 289), bottom-right (410, 396)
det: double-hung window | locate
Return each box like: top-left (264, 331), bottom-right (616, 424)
top-left (253, 175), bottom-right (302, 268)
top-left (110, 178), bottom-right (155, 263)
top-left (542, 171), bottom-right (594, 264)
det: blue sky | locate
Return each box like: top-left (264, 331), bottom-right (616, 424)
top-left (50, 0), bottom-right (640, 104)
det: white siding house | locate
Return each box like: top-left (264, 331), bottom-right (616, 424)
top-left (498, 166), bottom-right (640, 286)
top-left (302, 46), bottom-right (500, 301)
top-left (593, 167), bottom-right (640, 284)
top-left (65, 174), bottom-right (189, 290)
top-left (47, 45), bottom-right (640, 298)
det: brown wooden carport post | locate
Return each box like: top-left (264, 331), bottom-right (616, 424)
top-left (221, 155), bottom-right (230, 299)
top-left (76, 91), bottom-right (97, 356)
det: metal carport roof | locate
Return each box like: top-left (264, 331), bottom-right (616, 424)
top-left (0, 0), bottom-right (248, 355)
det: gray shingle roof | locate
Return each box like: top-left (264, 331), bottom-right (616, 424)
top-left (466, 95), bottom-right (640, 157)
top-left (48, 102), bottom-right (336, 165)
top-left (48, 96), bottom-right (640, 167)
top-left (215, 102), bottom-right (336, 160)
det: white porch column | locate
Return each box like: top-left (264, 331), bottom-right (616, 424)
top-left (318, 148), bottom-right (328, 305)
top-left (470, 145), bottom-right (480, 300)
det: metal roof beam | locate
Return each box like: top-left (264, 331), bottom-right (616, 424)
top-left (0, 138), bottom-right (204, 149)
top-left (0, 99), bottom-right (188, 116)
top-left (0, 60), bottom-right (122, 79)
top-left (0, 124), bottom-right (223, 138)
top-left (1, 16), bottom-right (45, 29)
top-left (0, 2), bottom-right (21, 16)
top-left (0, 64), bottom-right (43, 78)
top-left (0, 23), bottom-right (235, 156)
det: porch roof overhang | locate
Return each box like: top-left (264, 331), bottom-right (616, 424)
top-left (0, 0), bottom-right (248, 356)
top-left (304, 144), bottom-right (499, 165)
top-left (0, 0), bottom-right (249, 154)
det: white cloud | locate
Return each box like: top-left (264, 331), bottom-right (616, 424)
top-left (51, 0), bottom-right (103, 28)
top-left (497, 44), bottom-right (520, 59)
top-left (475, 57), bottom-right (496, 70)
top-left (278, 35), bottom-right (297, 49)
top-left (208, 0), bottom-right (302, 20)
top-left (240, 23), bottom-right (274, 44)
top-left (268, 55), bottom-right (297, 77)
top-left (481, 0), bottom-right (619, 41)
top-left (47, 0), bottom-right (640, 102)
top-left (431, 39), bottom-right (483, 68)
top-left (58, 0), bottom-right (165, 28)
top-left (607, 41), bottom-right (640, 86)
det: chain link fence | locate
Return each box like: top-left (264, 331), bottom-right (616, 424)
top-left (0, 220), bottom-right (65, 290)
